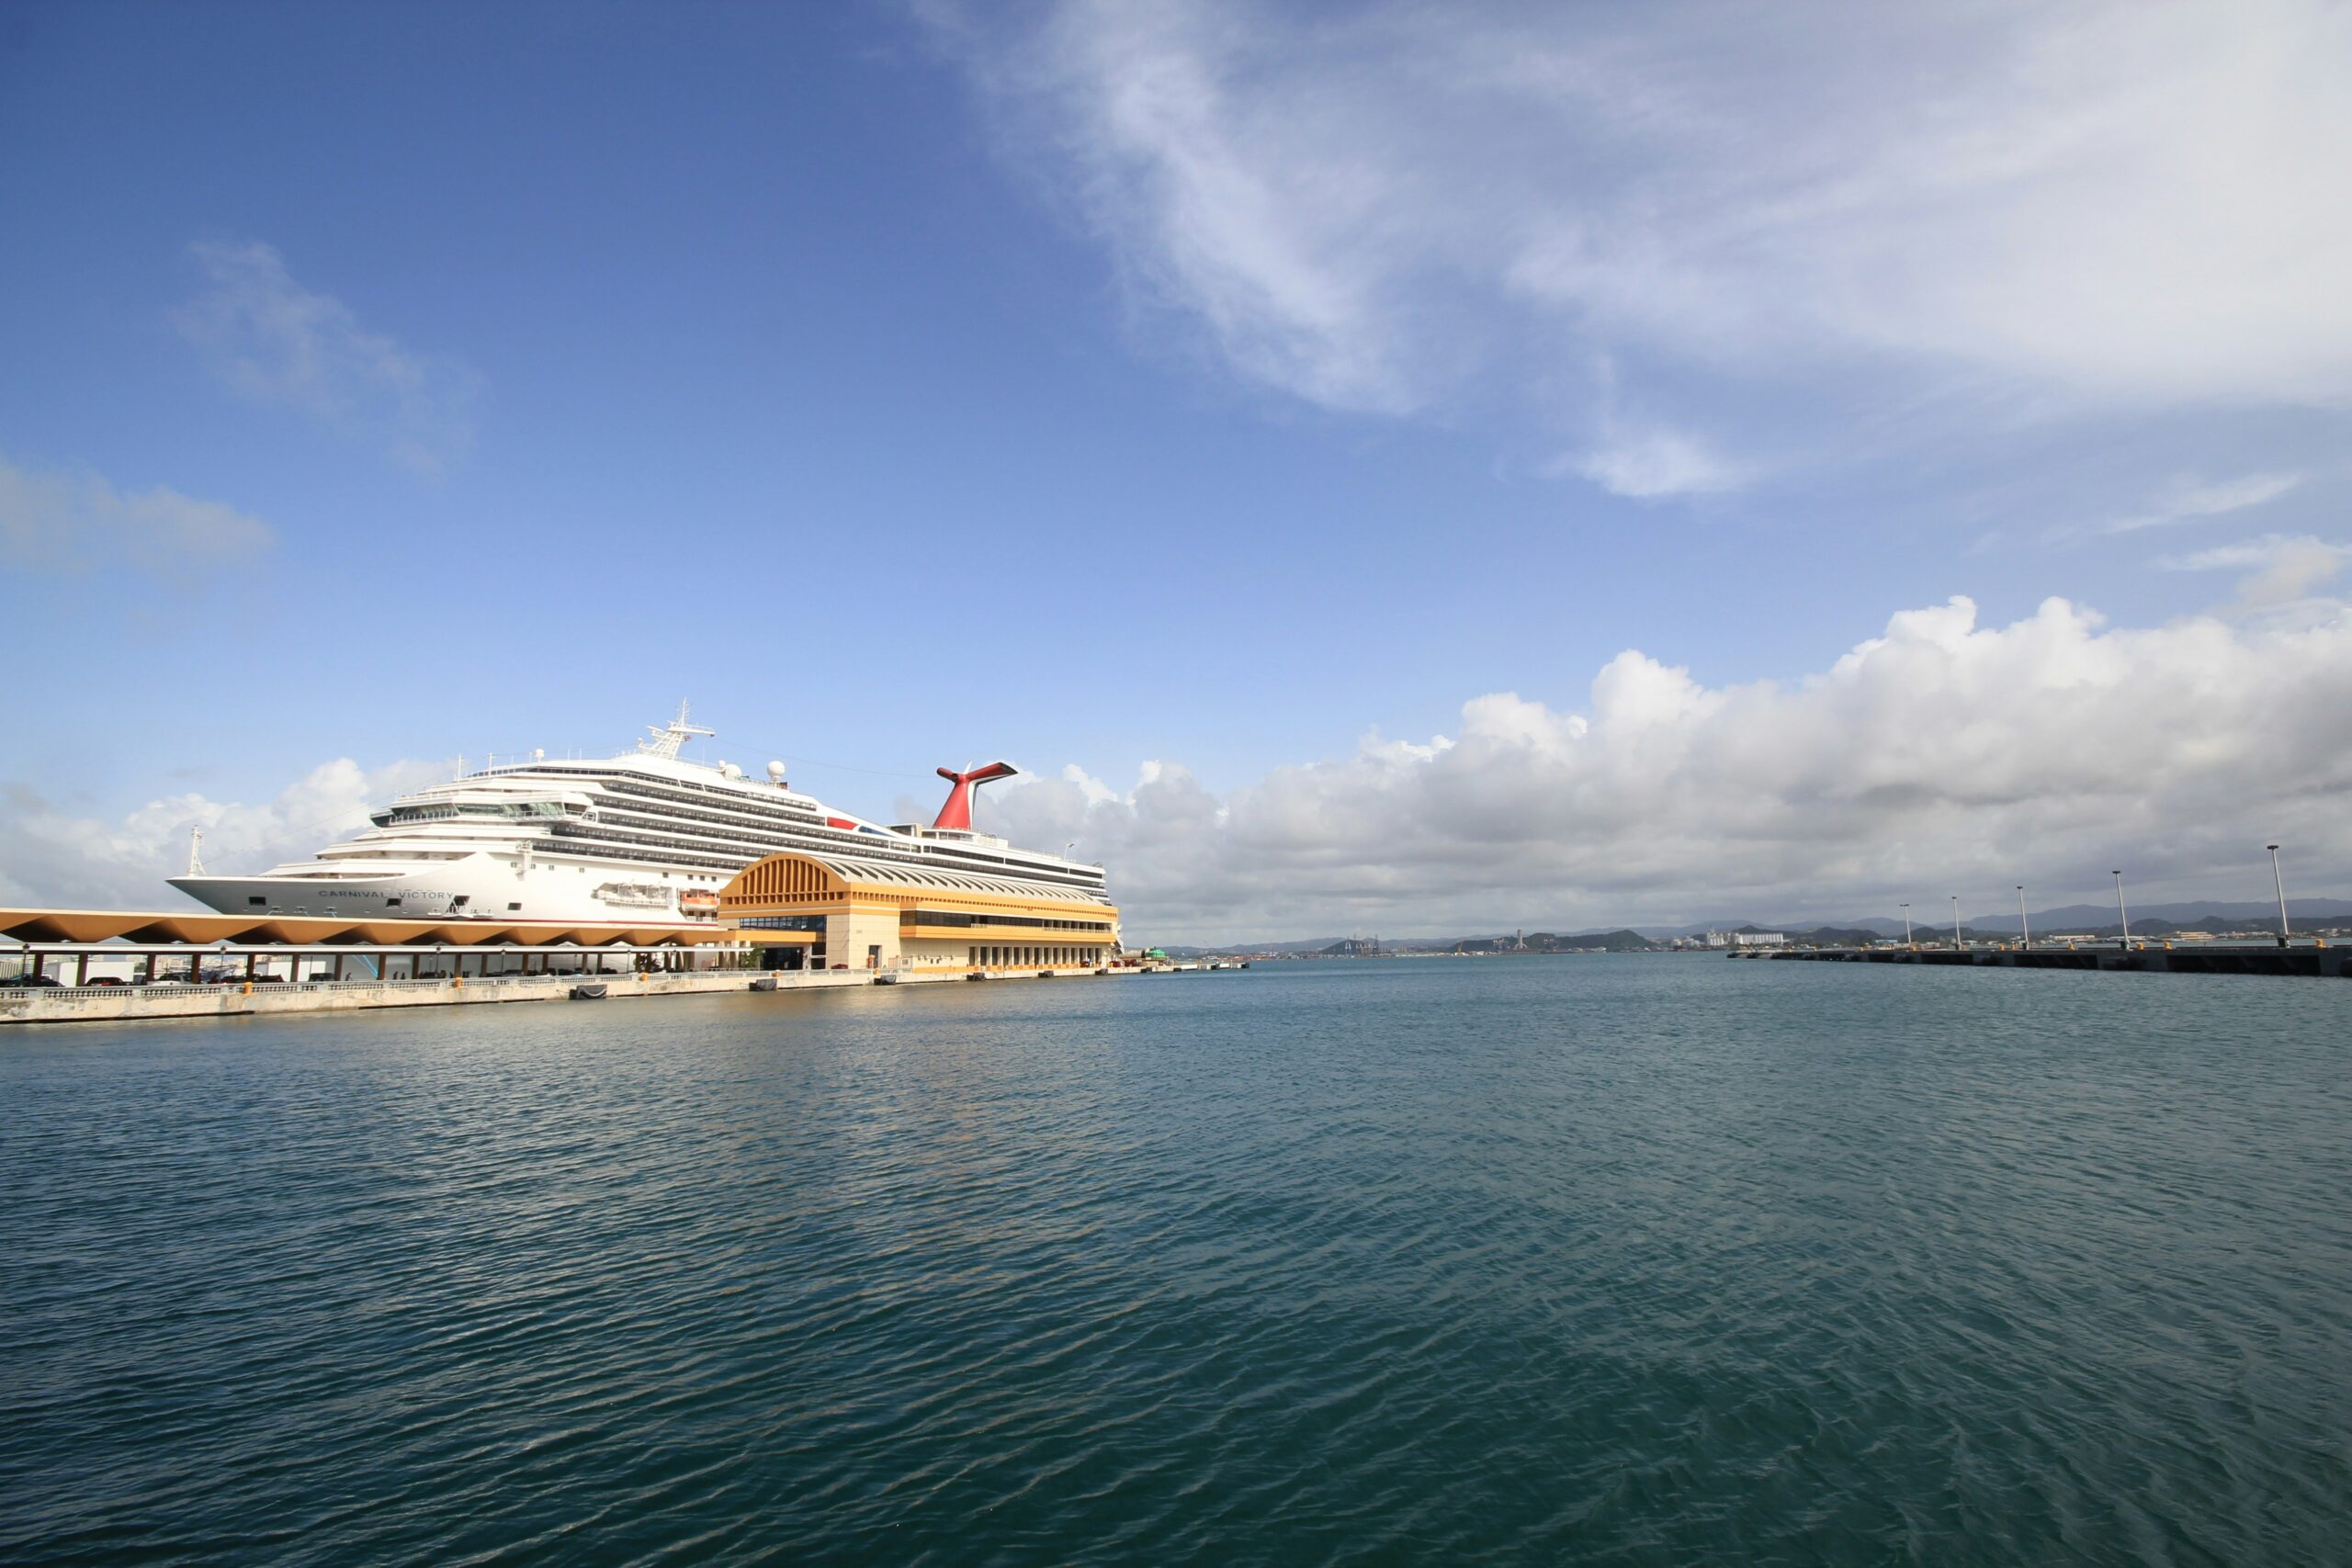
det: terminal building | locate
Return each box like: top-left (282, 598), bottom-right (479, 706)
top-left (718, 851), bottom-right (1120, 976)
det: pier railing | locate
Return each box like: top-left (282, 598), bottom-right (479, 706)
top-left (1732, 943), bottom-right (2346, 978)
top-left (0, 971), bottom-right (735, 998)
top-left (5, 966), bottom-right (856, 993)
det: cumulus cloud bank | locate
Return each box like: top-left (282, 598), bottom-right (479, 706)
top-left (177, 240), bottom-right (481, 473)
top-left (1, 758), bottom-right (448, 910)
top-left (14, 594), bottom-right (2346, 939)
top-left (981, 592), bottom-right (2352, 941)
top-left (933, 0), bottom-right (2352, 486)
top-left (0, 454), bottom-right (271, 570)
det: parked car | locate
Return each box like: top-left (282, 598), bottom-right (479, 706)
top-left (8, 974), bottom-right (62, 987)
top-left (85, 976), bottom-right (128, 987)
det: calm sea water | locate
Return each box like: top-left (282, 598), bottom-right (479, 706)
top-left (3, 958), bottom-right (2347, 1565)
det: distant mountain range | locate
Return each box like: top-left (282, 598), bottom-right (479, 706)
top-left (1166, 899), bottom-right (2352, 954)
top-left (1765, 899), bottom-right (2352, 939)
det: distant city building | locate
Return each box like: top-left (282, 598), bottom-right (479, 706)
top-left (1704, 930), bottom-right (1786, 949)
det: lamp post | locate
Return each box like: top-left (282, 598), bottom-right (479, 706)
top-left (2268, 844), bottom-right (2290, 948)
top-left (1951, 896), bottom-right (1962, 950)
top-left (2017, 886), bottom-right (2030, 950)
top-left (1900, 902), bottom-right (1912, 948)
top-left (2112, 870), bottom-right (2131, 950)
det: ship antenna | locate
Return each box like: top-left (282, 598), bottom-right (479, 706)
top-left (639, 698), bottom-right (717, 760)
top-left (187, 826), bottom-right (205, 876)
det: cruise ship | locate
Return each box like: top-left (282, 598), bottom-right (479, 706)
top-left (169, 706), bottom-right (1110, 926)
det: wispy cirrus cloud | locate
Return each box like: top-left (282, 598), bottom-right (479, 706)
top-left (176, 239), bottom-right (481, 473)
top-left (2159, 532), bottom-right (2348, 608)
top-left (929, 0), bottom-right (2352, 499)
top-left (1560, 422), bottom-right (1744, 501)
top-left (2106, 470), bottom-right (2304, 533)
top-left (0, 453), bottom-right (271, 570)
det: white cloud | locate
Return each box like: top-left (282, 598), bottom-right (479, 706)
top-left (176, 240), bottom-right (481, 473)
top-left (933, 1), bottom-right (2352, 484)
top-left (2107, 470), bottom-right (2303, 533)
top-left (0, 757), bottom-right (449, 910)
top-left (1062, 761), bottom-right (1122, 807)
top-left (981, 591), bottom-right (2352, 941)
top-left (0, 453), bottom-right (271, 570)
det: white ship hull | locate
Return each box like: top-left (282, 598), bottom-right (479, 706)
top-left (169, 850), bottom-right (707, 925)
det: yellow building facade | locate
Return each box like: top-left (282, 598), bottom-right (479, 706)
top-left (716, 852), bottom-right (1119, 976)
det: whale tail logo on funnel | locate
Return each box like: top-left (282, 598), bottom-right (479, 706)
top-left (933, 762), bottom-right (1018, 830)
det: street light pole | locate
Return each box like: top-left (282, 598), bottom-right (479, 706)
top-left (1900, 902), bottom-right (1912, 948)
top-left (2268, 844), bottom-right (2290, 948)
top-left (1951, 895), bottom-right (1962, 950)
top-left (2017, 886), bottom-right (2030, 951)
top-left (2112, 870), bottom-right (2131, 950)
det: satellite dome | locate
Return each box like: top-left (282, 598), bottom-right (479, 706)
top-left (766, 761), bottom-right (787, 783)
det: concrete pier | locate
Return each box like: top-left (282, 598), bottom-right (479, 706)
top-left (1737, 944), bottom-right (2349, 978)
top-left (2, 962), bottom-right (1125, 1027)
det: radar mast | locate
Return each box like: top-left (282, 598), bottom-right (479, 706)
top-left (639, 700), bottom-right (717, 760)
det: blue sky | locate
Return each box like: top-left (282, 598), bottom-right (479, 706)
top-left (5, 2), bottom-right (2349, 937)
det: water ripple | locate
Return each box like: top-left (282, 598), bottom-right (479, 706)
top-left (3, 962), bottom-right (2348, 1564)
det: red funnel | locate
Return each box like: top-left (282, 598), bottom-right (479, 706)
top-left (933, 762), bottom-right (1017, 830)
